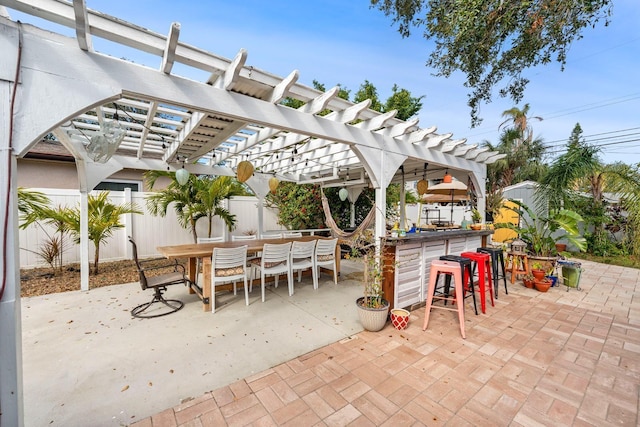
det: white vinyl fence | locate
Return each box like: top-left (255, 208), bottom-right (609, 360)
top-left (18, 189), bottom-right (282, 268)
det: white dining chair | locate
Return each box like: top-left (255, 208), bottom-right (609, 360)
top-left (290, 240), bottom-right (318, 290)
top-left (314, 238), bottom-right (338, 285)
top-left (250, 242), bottom-right (293, 302)
top-left (210, 245), bottom-right (249, 313)
top-left (231, 234), bottom-right (258, 241)
top-left (231, 234), bottom-right (259, 279)
top-left (196, 236), bottom-right (226, 284)
top-left (198, 236), bottom-right (225, 243)
top-left (260, 232), bottom-right (283, 239)
top-left (283, 231), bottom-right (302, 238)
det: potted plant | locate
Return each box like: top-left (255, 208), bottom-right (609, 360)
top-left (471, 208), bottom-right (482, 224)
top-left (531, 262), bottom-right (546, 281)
top-left (522, 273), bottom-right (535, 288)
top-left (534, 277), bottom-right (552, 292)
top-left (346, 230), bottom-right (390, 332)
top-left (470, 208), bottom-right (483, 230)
top-left (496, 200), bottom-right (586, 271)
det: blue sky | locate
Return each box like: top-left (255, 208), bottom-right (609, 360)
top-left (6, 0), bottom-right (640, 165)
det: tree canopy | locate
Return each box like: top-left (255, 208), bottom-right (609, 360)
top-left (370, 0), bottom-right (612, 126)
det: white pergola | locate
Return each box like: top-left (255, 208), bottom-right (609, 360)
top-left (0, 1), bottom-right (504, 424)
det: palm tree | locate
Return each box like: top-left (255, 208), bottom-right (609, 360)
top-left (483, 122), bottom-right (546, 219)
top-left (17, 187), bottom-right (50, 226)
top-left (498, 103), bottom-right (543, 143)
top-left (63, 192), bottom-right (141, 275)
top-left (537, 124), bottom-right (640, 255)
top-left (145, 171), bottom-right (244, 242)
top-left (195, 175), bottom-right (245, 238)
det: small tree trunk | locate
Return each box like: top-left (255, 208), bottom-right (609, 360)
top-left (190, 217), bottom-right (198, 243)
top-left (93, 243), bottom-right (100, 275)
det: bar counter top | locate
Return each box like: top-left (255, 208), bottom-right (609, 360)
top-left (384, 228), bottom-right (493, 245)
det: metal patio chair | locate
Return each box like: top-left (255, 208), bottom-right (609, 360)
top-left (129, 237), bottom-right (187, 318)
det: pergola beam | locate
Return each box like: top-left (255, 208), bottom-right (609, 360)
top-left (161, 22), bottom-right (180, 74)
top-left (72, 0), bottom-right (91, 51)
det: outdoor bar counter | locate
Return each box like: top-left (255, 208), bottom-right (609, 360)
top-left (381, 229), bottom-right (494, 311)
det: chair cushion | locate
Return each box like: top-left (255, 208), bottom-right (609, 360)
top-left (214, 266), bottom-right (244, 277)
top-left (250, 258), bottom-right (284, 268)
top-left (146, 272), bottom-right (186, 288)
top-left (317, 254), bottom-right (334, 262)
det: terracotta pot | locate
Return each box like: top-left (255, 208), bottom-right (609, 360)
top-left (555, 243), bottom-right (567, 253)
top-left (535, 278), bottom-right (552, 292)
top-left (531, 269), bottom-right (546, 281)
top-left (523, 278), bottom-right (535, 288)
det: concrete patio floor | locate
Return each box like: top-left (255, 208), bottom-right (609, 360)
top-left (21, 259), bottom-right (640, 426)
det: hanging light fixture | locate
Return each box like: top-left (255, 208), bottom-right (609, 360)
top-left (236, 160), bottom-right (254, 183)
top-left (443, 169), bottom-right (453, 183)
top-left (85, 104), bottom-right (127, 163)
top-left (339, 187), bottom-right (349, 201)
top-left (417, 163), bottom-right (429, 195)
top-left (269, 175), bottom-right (279, 193)
top-left (175, 159), bottom-right (190, 185)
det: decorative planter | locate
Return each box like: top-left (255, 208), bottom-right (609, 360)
top-left (529, 256), bottom-right (558, 276)
top-left (531, 269), bottom-right (546, 281)
top-left (390, 308), bottom-right (410, 330)
top-left (523, 277), bottom-right (535, 288)
top-left (356, 297), bottom-right (390, 332)
top-left (535, 278), bottom-right (552, 292)
top-left (546, 275), bottom-right (558, 287)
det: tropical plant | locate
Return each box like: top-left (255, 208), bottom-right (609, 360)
top-left (537, 124), bottom-right (640, 256)
top-left (145, 171), bottom-right (244, 242)
top-left (17, 187), bottom-right (50, 224)
top-left (484, 105), bottom-right (546, 221)
top-left (371, 0), bottom-right (613, 126)
top-left (18, 189), bottom-right (74, 272)
top-left (471, 208), bottom-right (482, 224)
top-left (498, 104), bottom-right (543, 143)
top-left (63, 191), bottom-right (141, 275)
top-left (195, 175), bottom-right (245, 238)
top-left (496, 200), bottom-right (586, 257)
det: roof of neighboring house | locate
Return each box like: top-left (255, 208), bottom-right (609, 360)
top-left (502, 180), bottom-right (538, 192)
top-left (23, 140), bottom-right (74, 162)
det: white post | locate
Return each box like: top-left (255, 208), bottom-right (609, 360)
top-left (124, 188), bottom-right (133, 258)
top-left (80, 191), bottom-right (90, 291)
top-left (256, 197), bottom-right (265, 237)
top-left (0, 81), bottom-right (24, 425)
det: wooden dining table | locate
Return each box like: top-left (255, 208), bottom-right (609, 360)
top-left (157, 235), bottom-right (339, 311)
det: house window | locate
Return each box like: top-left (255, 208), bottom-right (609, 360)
top-left (94, 180), bottom-right (141, 192)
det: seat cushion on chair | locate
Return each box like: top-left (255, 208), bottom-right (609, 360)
top-left (146, 272), bottom-right (186, 288)
top-left (317, 254), bottom-right (334, 262)
top-left (215, 266), bottom-right (244, 277)
top-left (250, 258), bottom-right (285, 268)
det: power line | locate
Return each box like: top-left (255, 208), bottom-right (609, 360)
top-left (544, 136), bottom-right (640, 156)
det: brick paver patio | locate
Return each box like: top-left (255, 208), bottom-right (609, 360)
top-left (132, 259), bottom-right (640, 426)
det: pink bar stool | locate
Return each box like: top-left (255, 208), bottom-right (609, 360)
top-left (423, 260), bottom-right (466, 339)
top-left (460, 251), bottom-right (495, 314)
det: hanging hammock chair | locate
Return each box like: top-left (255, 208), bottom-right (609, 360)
top-left (320, 189), bottom-right (376, 243)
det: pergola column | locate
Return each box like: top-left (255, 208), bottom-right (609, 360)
top-left (0, 78), bottom-right (25, 426)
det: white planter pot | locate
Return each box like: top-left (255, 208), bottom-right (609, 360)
top-left (356, 297), bottom-right (390, 332)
